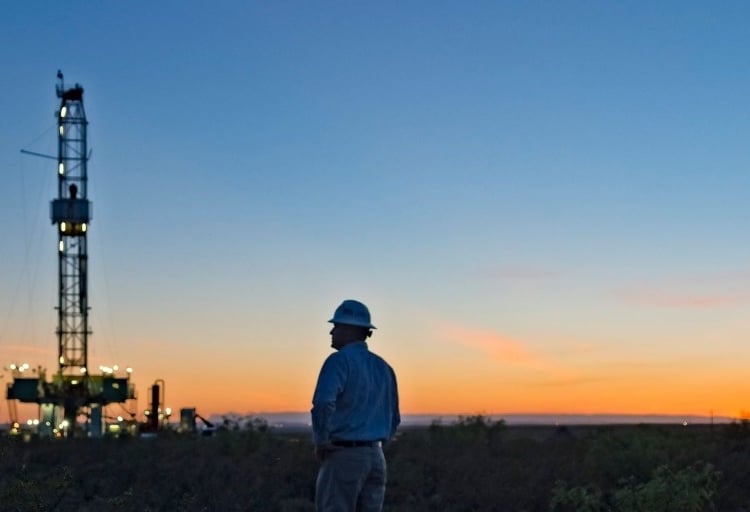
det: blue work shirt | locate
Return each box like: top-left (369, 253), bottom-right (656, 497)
top-left (311, 341), bottom-right (400, 446)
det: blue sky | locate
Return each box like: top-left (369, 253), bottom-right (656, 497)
top-left (1, 2), bottom-right (750, 419)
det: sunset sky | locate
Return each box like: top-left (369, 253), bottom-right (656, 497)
top-left (1, 2), bottom-right (750, 424)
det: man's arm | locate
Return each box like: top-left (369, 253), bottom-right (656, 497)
top-left (390, 367), bottom-right (401, 440)
top-left (311, 354), bottom-right (346, 447)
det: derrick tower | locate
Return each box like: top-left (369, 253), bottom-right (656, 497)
top-left (6, 72), bottom-right (135, 437)
top-left (53, 70), bottom-right (91, 378)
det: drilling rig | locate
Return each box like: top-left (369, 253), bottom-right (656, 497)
top-left (6, 72), bottom-right (136, 437)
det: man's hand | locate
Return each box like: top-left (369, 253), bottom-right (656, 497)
top-left (314, 443), bottom-right (334, 463)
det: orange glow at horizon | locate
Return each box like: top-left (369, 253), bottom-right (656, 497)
top-left (2, 366), bottom-right (747, 425)
top-left (1, 324), bottom-right (749, 425)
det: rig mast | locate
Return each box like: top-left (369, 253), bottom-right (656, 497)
top-left (53, 70), bottom-right (91, 379)
top-left (6, 72), bottom-right (135, 437)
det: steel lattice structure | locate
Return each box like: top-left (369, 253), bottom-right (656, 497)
top-left (6, 72), bottom-right (135, 438)
top-left (53, 75), bottom-right (91, 376)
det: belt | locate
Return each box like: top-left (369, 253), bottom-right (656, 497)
top-left (331, 440), bottom-right (381, 448)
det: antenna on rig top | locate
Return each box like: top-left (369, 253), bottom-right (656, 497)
top-left (56, 69), bottom-right (64, 95)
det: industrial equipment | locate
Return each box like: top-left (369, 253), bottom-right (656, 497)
top-left (179, 407), bottom-right (216, 436)
top-left (142, 379), bottom-right (173, 433)
top-left (6, 72), bottom-right (136, 437)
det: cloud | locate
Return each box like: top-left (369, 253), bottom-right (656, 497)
top-left (530, 375), bottom-right (610, 388)
top-left (617, 288), bottom-right (747, 310)
top-left (436, 325), bottom-right (644, 390)
top-left (558, 342), bottom-right (601, 356)
top-left (615, 268), bottom-right (750, 310)
top-left (440, 325), bottom-right (537, 365)
top-left (480, 265), bottom-right (561, 281)
top-left (697, 269), bottom-right (750, 284)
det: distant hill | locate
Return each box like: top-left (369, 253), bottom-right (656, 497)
top-left (207, 411), bottom-right (734, 431)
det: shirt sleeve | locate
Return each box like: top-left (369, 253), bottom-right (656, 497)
top-left (389, 366), bottom-right (401, 439)
top-left (311, 353), bottom-right (347, 445)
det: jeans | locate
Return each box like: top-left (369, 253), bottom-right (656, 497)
top-left (316, 446), bottom-right (387, 512)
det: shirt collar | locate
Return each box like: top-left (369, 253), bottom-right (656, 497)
top-left (341, 340), bottom-right (368, 351)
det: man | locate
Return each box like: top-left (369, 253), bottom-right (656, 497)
top-left (311, 299), bottom-right (400, 512)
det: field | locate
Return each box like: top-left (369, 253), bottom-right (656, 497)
top-left (1, 416), bottom-right (750, 511)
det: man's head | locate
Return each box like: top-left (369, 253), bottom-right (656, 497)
top-left (328, 299), bottom-right (376, 350)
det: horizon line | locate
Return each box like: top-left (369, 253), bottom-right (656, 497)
top-left (210, 411), bottom-right (741, 424)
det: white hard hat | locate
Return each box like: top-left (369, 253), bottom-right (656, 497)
top-left (328, 300), bottom-right (376, 329)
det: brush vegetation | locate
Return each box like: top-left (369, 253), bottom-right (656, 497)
top-left (1, 416), bottom-right (750, 511)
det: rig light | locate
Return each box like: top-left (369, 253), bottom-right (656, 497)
top-left (59, 125), bottom-right (64, 136)
top-left (59, 240), bottom-right (64, 252)
top-left (81, 223), bottom-right (87, 233)
top-left (60, 106), bottom-right (67, 118)
top-left (58, 163), bottom-right (64, 175)
top-left (61, 222), bottom-right (67, 232)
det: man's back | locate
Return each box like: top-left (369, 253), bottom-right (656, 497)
top-left (312, 341), bottom-right (399, 444)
